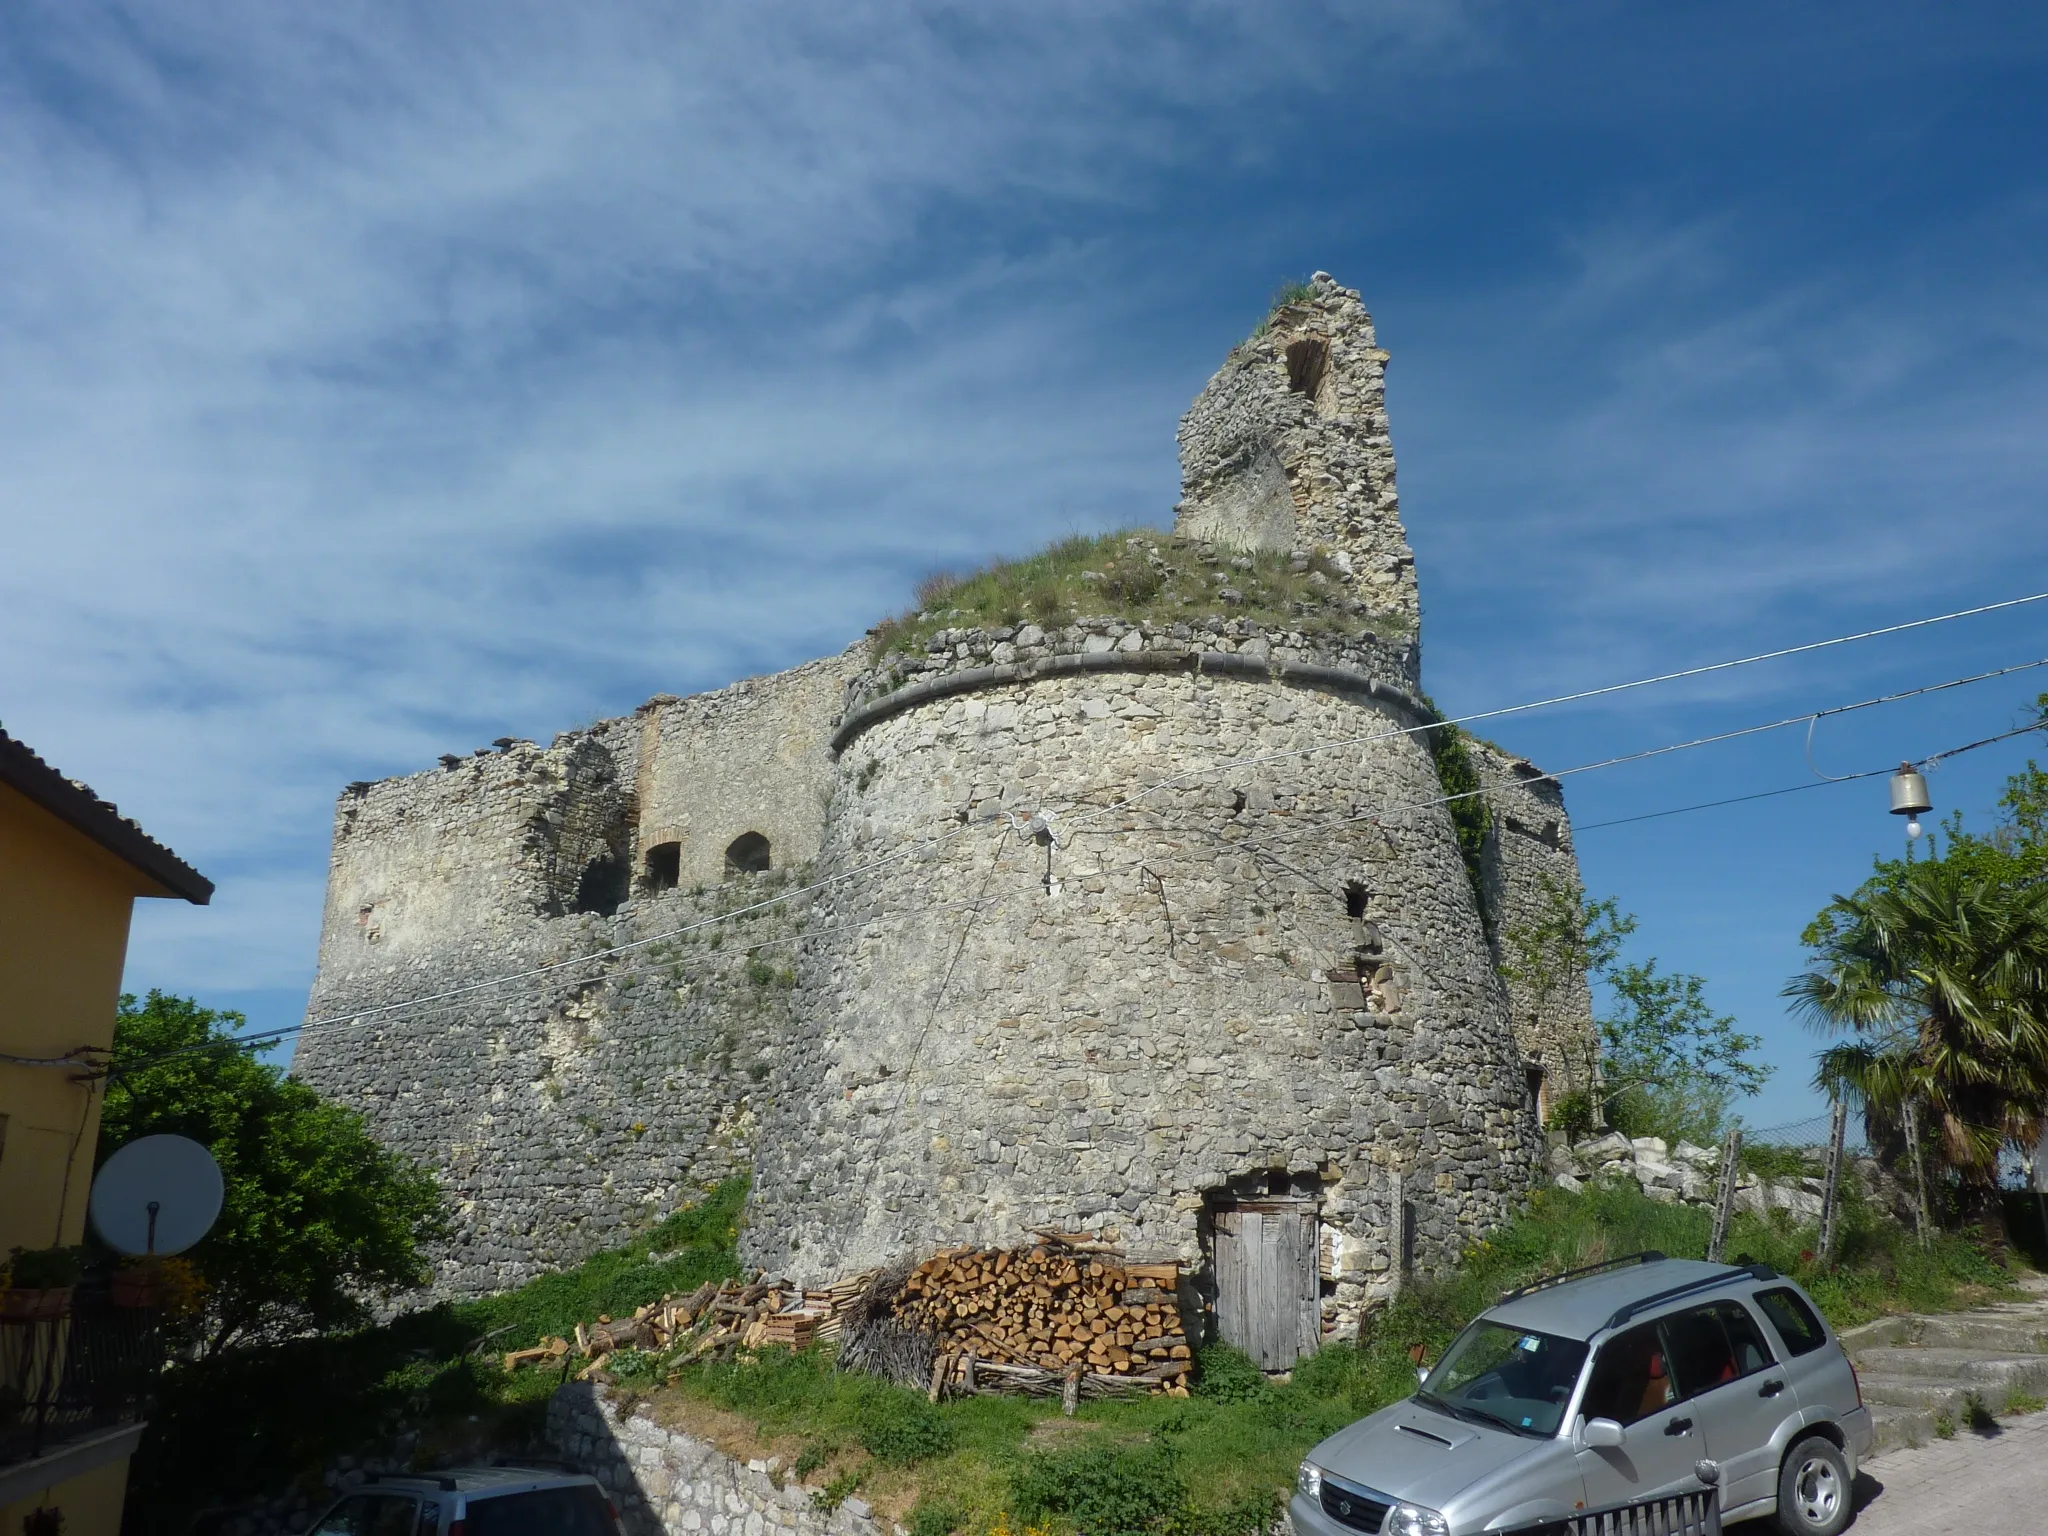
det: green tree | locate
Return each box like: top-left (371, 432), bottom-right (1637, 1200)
top-left (1505, 875), bottom-right (1768, 1142)
top-left (1600, 961), bottom-right (1771, 1143)
top-left (99, 991), bottom-right (446, 1355)
top-left (1786, 769), bottom-right (2048, 1245)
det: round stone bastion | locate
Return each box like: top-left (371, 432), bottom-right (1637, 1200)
top-left (741, 616), bottom-right (1542, 1332)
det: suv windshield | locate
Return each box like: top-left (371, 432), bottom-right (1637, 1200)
top-left (1419, 1321), bottom-right (1589, 1438)
top-left (467, 1486), bottom-right (614, 1536)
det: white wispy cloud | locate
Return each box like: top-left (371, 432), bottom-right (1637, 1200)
top-left (0, 2), bottom-right (1474, 1000)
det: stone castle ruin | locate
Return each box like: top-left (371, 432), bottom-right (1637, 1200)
top-left (294, 274), bottom-right (1597, 1361)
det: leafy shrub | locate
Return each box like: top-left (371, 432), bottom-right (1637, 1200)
top-left (1192, 1344), bottom-right (1269, 1404)
top-left (856, 1389), bottom-right (956, 1465)
top-left (1013, 1440), bottom-right (1190, 1536)
top-left (5, 1246), bottom-right (87, 1289)
top-left (908, 1497), bottom-right (964, 1536)
top-left (1544, 1090), bottom-right (1598, 1142)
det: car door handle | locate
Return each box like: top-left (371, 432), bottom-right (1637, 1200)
top-left (1759, 1379), bottom-right (1786, 1398)
top-left (1664, 1417), bottom-right (1694, 1436)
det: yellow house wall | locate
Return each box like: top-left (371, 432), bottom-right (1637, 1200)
top-left (0, 785), bottom-right (153, 1256)
top-left (1, 1455), bottom-right (132, 1536)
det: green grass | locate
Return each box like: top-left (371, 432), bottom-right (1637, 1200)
top-left (867, 529), bottom-right (1402, 663)
top-left (134, 1177), bottom-right (2013, 1536)
top-left (632, 1180), bottom-right (2010, 1536)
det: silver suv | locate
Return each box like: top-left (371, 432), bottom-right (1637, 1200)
top-left (1292, 1254), bottom-right (1874, 1536)
top-left (304, 1466), bottom-right (622, 1535)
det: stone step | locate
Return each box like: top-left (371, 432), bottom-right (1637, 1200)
top-left (1847, 1346), bottom-right (2048, 1385)
top-left (1853, 1372), bottom-right (1972, 1410)
top-left (1847, 1307), bottom-right (2048, 1357)
top-left (1868, 1401), bottom-right (1941, 1455)
top-left (1854, 1361), bottom-right (2048, 1455)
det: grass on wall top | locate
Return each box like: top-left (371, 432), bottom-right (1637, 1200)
top-left (867, 529), bottom-right (1406, 663)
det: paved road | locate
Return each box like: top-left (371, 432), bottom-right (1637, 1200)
top-left (1839, 1407), bottom-right (2048, 1535)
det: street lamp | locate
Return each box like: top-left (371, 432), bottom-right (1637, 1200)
top-left (1889, 761), bottom-right (1932, 840)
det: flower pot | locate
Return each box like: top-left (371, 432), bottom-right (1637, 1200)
top-left (0, 1286), bottom-right (74, 1321)
top-left (111, 1271), bottom-right (164, 1308)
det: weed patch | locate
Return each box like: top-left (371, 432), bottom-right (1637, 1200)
top-left (867, 530), bottom-right (1400, 663)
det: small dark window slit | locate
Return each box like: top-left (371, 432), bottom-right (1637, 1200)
top-left (1286, 338), bottom-right (1329, 395)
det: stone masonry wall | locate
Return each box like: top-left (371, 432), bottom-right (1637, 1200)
top-left (548, 1384), bottom-right (896, 1536)
top-left (299, 653), bottom-right (866, 1294)
top-left (1471, 739), bottom-right (1598, 1109)
top-left (1176, 274), bottom-right (1417, 628)
top-left (743, 662), bottom-right (1544, 1333)
top-left (634, 652), bottom-right (866, 892)
top-left (847, 615), bottom-right (1420, 721)
top-left (294, 874), bottom-right (804, 1296)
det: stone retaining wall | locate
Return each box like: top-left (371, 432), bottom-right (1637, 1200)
top-left (547, 1384), bottom-right (895, 1536)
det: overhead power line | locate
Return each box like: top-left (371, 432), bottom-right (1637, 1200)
top-left (125, 659), bottom-right (2048, 1077)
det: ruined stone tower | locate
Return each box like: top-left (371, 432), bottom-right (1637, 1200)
top-left (294, 274), bottom-right (1594, 1346)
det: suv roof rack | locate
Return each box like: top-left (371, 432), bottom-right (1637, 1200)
top-left (1498, 1251), bottom-right (1667, 1305)
top-left (1604, 1262), bottom-right (1779, 1331)
top-left (363, 1472), bottom-right (460, 1491)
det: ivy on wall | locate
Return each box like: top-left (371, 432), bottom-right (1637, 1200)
top-left (1419, 696), bottom-right (1493, 933)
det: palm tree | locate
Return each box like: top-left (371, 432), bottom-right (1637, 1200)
top-left (1785, 857), bottom-right (2048, 1246)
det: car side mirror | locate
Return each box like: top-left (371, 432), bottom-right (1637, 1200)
top-left (1579, 1417), bottom-right (1625, 1450)
top-left (1415, 1366), bottom-right (1430, 1386)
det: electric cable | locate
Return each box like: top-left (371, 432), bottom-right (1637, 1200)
top-left (314, 591), bottom-right (2048, 1040)
top-left (1050, 595), bottom-right (2048, 839)
top-left (113, 598), bottom-right (2048, 1075)
top-left (225, 679), bottom-right (2045, 1072)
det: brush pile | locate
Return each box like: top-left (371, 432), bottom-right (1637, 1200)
top-left (499, 1272), bottom-right (847, 1378)
top-left (892, 1239), bottom-right (1191, 1400)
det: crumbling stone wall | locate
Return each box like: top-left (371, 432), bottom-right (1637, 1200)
top-left (742, 645), bottom-right (1544, 1334)
top-left (1471, 738), bottom-right (1598, 1110)
top-left (1176, 274), bottom-right (1417, 628)
top-left (296, 861), bottom-right (804, 1297)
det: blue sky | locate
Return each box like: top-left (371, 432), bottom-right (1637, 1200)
top-left (3, 3), bottom-right (2045, 1129)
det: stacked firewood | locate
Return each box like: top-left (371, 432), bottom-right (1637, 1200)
top-left (892, 1240), bottom-right (1191, 1400)
top-left (496, 1238), bottom-right (1193, 1409)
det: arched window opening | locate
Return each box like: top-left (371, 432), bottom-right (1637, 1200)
top-left (643, 841), bottom-right (681, 891)
top-left (1343, 882), bottom-right (1368, 920)
top-left (725, 831), bottom-right (772, 876)
top-left (1286, 337), bottom-right (1329, 396)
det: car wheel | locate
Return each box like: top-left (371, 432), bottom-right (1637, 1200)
top-left (1775, 1434), bottom-right (1852, 1536)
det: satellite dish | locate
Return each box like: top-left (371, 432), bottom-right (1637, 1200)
top-left (89, 1135), bottom-right (224, 1256)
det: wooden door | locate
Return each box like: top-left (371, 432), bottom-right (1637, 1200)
top-left (1213, 1202), bottom-right (1320, 1368)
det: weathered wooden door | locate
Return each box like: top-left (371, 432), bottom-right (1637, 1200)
top-left (1213, 1201), bottom-right (1320, 1368)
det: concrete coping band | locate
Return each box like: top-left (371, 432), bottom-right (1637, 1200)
top-left (830, 648), bottom-right (1438, 755)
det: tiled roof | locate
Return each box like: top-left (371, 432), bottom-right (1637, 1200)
top-left (0, 729), bottom-right (212, 904)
